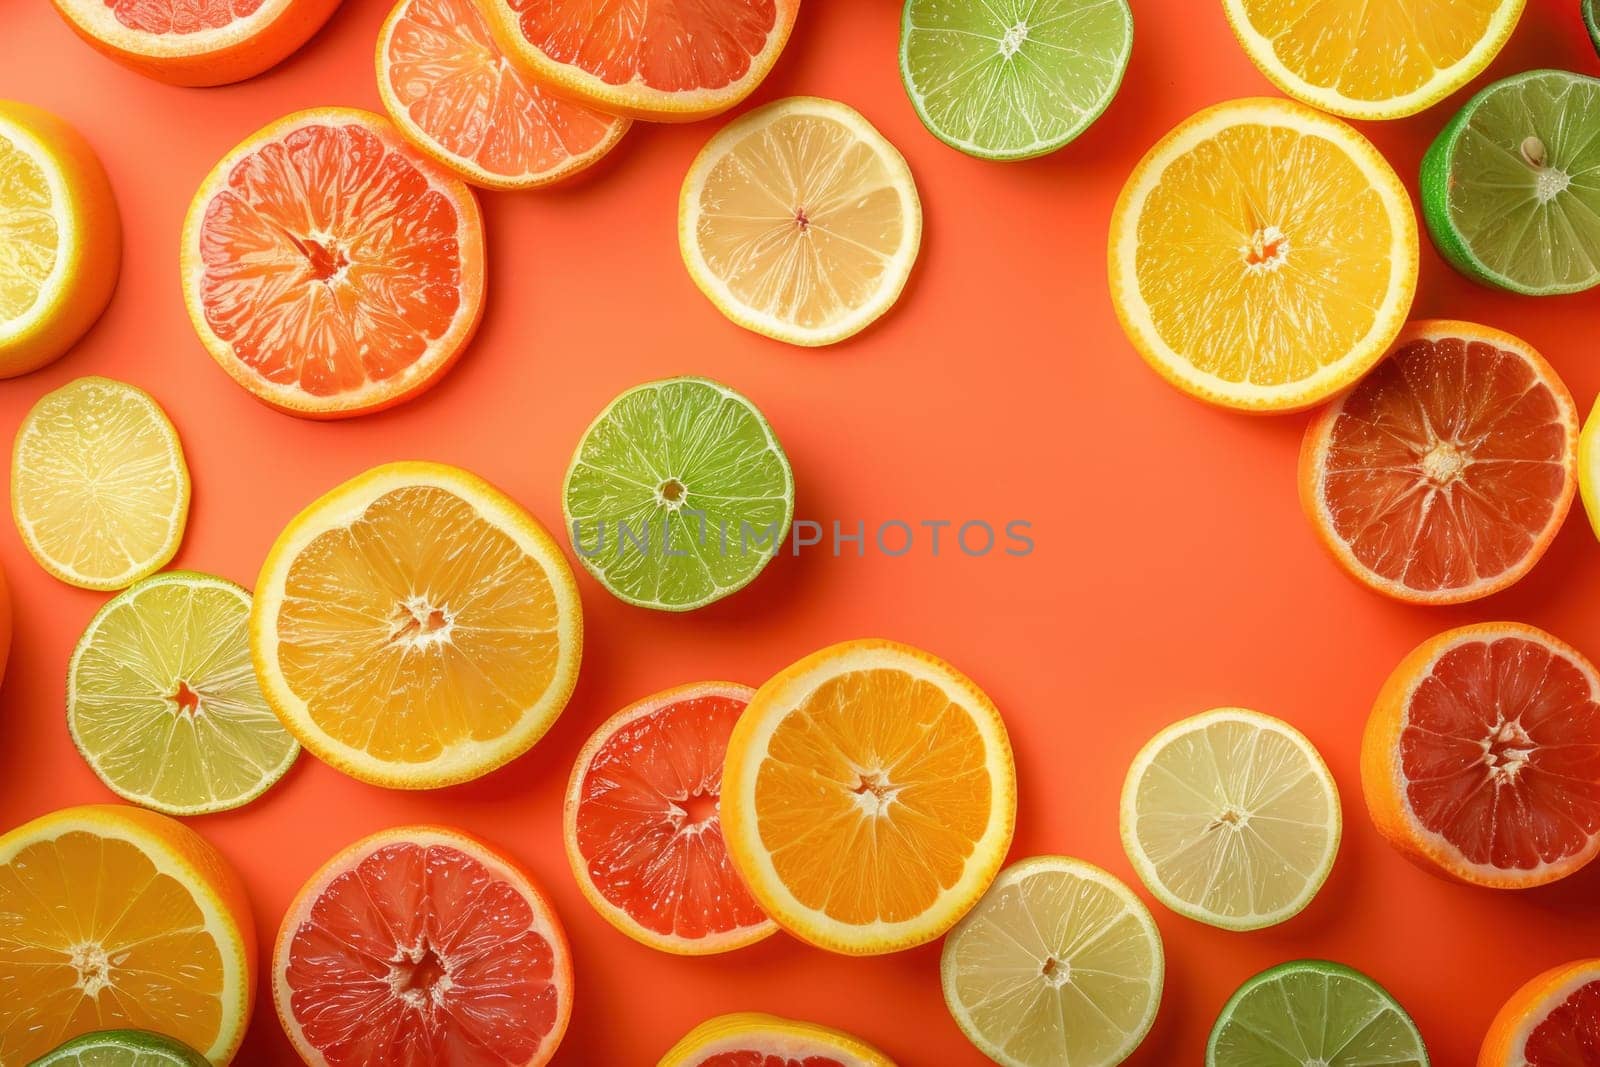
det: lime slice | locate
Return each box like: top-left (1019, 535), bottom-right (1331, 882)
top-left (1120, 707), bottom-right (1341, 931)
top-left (899, 0), bottom-right (1133, 160)
top-left (941, 856), bottom-right (1164, 1067)
top-left (1420, 70), bottom-right (1600, 295)
top-left (1207, 960), bottom-right (1429, 1066)
top-left (563, 377), bottom-right (793, 611)
top-left (30, 1028), bottom-right (212, 1066)
top-left (68, 571), bottom-right (299, 815)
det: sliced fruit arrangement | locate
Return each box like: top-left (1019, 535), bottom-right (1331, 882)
top-left (68, 571), bottom-right (299, 815)
top-left (1109, 97), bottom-right (1417, 412)
top-left (721, 638), bottom-right (1016, 955)
top-left (942, 856), bottom-right (1164, 1067)
top-left (565, 682), bottom-right (777, 954)
top-left (11, 377), bottom-right (190, 591)
top-left (1420, 70), bottom-right (1600, 296)
top-left (251, 461), bottom-right (582, 789)
top-left (679, 97), bottom-right (923, 347)
top-left (477, 0), bottom-right (799, 122)
top-left (29, 1029), bottom-right (212, 1066)
top-left (1300, 321), bottom-right (1578, 605)
top-left (274, 825), bottom-right (573, 1066)
top-left (1121, 707), bottom-right (1340, 931)
top-left (1222, 0), bottom-right (1524, 120)
top-left (1480, 959), bottom-right (1600, 1065)
top-left (563, 376), bottom-right (794, 611)
top-left (1363, 622), bottom-right (1600, 888)
top-left (0, 101), bottom-right (120, 378)
top-left (181, 107), bottom-right (485, 417)
top-left (658, 1012), bottom-right (895, 1067)
top-left (375, 0), bottom-right (630, 190)
top-left (899, 0), bottom-right (1133, 161)
top-left (0, 804), bottom-right (255, 1065)
top-left (1207, 960), bottom-right (1428, 1066)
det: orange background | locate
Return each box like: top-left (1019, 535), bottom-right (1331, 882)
top-left (4, 0), bottom-right (1600, 1062)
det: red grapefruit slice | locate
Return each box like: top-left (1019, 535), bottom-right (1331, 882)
top-left (273, 826), bottom-right (572, 1065)
top-left (1300, 320), bottom-right (1578, 604)
top-left (1480, 960), bottom-right (1600, 1065)
top-left (565, 682), bottom-right (776, 954)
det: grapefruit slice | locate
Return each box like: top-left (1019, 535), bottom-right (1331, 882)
top-left (1300, 320), bottom-right (1578, 604)
top-left (658, 1012), bottom-right (895, 1067)
top-left (478, 0), bottom-right (800, 122)
top-left (565, 681), bottom-right (777, 955)
top-left (1480, 959), bottom-right (1600, 1065)
top-left (274, 825), bottom-right (573, 1066)
top-left (1362, 622), bottom-right (1600, 889)
top-left (376, 0), bottom-right (630, 190)
top-left (180, 107), bottom-right (485, 418)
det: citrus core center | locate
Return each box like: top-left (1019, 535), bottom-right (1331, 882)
top-left (171, 680), bottom-right (201, 715)
top-left (1208, 808), bottom-right (1247, 832)
top-left (1040, 956), bottom-right (1071, 987)
top-left (1242, 226), bottom-right (1289, 272)
top-left (69, 942), bottom-right (114, 996)
top-left (677, 789), bottom-right (719, 829)
top-left (389, 597), bottom-right (452, 648)
top-left (852, 771), bottom-right (900, 817)
top-left (391, 941), bottom-right (451, 1007)
top-left (1485, 719), bottom-right (1535, 782)
top-left (659, 478), bottom-right (686, 503)
top-left (999, 21), bottom-right (1029, 57)
top-left (1421, 441), bottom-right (1466, 485)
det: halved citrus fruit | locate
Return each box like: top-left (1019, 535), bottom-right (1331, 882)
top-left (274, 825), bottom-right (573, 1066)
top-left (1362, 622), bottom-right (1600, 888)
top-left (1221, 0), bottom-right (1525, 119)
top-left (477, 0), bottom-right (799, 122)
top-left (657, 1012), bottom-right (895, 1067)
top-left (376, 0), bottom-right (630, 191)
top-left (0, 804), bottom-right (255, 1065)
top-left (722, 638), bottom-right (1016, 955)
top-left (1208, 960), bottom-right (1428, 1066)
top-left (30, 1029), bottom-right (212, 1067)
top-left (1480, 959), bottom-right (1600, 1066)
top-left (1109, 97), bottom-right (1417, 412)
top-left (50, 0), bottom-right (341, 86)
top-left (180, 107), bottom-right (485, 418)
top-left (1300, 321), bottom-right (1578, 605)
top-left (251, 461), bottom-right (582, 789)
top-left (566, 681), bottom-right (776, 955)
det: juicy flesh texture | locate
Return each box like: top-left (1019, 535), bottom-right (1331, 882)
top-left (1211, 968), bottom-right (1424, 1064)
top-left (276, 486), bottom-right (563, 764)
top-left (0, 129), bottom-right (57, 324)
top-left (699, 1055), bottom-right (847, 1067)
top-left (574, 693), bottom-right (768, 940)
top-left (283, 842), bottom-right (561, 1066)
top-left (1318, 336), bottom-right (1570, 594)
top-left (1525, 980), bottom-right (1600, 1064)
top-left (196, 121), bottom-right (468, 399)
top-left (1401, 637), bottom-right (1600, 871)
top-left (696, 114), bottom-right (908, 331)
top-left (106, 0), bottom-right (265, 34)
top-left (0, 831), bottom-right (224, 1063)
top-left (1135, 123), bottom-right (1395, 386)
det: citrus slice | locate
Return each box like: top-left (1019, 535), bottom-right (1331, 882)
top-left (1221, 0), bottom-right (1524, 120)
top-left (1121, 707), bottom-right (1341, 931)
top-left (477, 0), bottom-right (799, 121)
top-left (563, 376), bottom-right (794, 611)
top-left (722, 638), bottom-right (1017, 955)
top-left (566, 682), bottom-right (776, 954)
top-left (30, 1029), bottom-right (212, 1066)
top-left (1207, 960), bottom-right (1428, 1066)
top-left (251, 460), bottom-right (582, 789)
top-left (1420, 70), bottom-right (1600, 296)
top-left (180, 107), bottom-right (485, 418)
top-left (1480, 959), bottom-right (1600, 1066)
top-left (1582, 397), bottom-right (1600, 542)
top-left (899, 0), bottom-right (1133, 161)
top-left (0, 804), bottom-right (255, 1065)
top-left (657, 1012), bottom-right (895, 1067)
top-left (1300, 321), bottom-right (1578, 605)
top-left (68, 571), bottom-right (300, 816)
top-left (0, 101), bottom-right (120, 379)
top-left (11, 377), bottom-right (189, 591)
top-left (1362, 622), bottom-right (1600, 889)
top-left (375, 0), bottom-right (630, 191)
top-left (679, 97), bottom-right (922, 347)
top-left (273, 825), bottom-right (573, 1066)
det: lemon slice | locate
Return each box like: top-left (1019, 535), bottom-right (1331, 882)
top-left (1581, 397), bottom-right (1600, 542)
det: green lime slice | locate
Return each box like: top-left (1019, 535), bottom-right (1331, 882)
top-left (1207, 960), bottom-right (1429, 1066)
top-left (899, 0), bottom-right (1133, 161)
top-left (68, 571), bottom-right (299, 815)
top-left (1420, 69), bottom-right (1600, 295)
top-left (28, 1028), bottom-right (212, 1066)
top-left (563, 377), bottom-right (793, 611)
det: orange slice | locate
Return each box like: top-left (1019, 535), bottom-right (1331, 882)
top-left (1480, 959), bottom-right (1600, 1066)
top-left (376, 0), bottom-right (630, 190)
top-left (251, 461), bottom-right (583, 789)
top-left (722, 638), bottom-right (1016, 955)
top-left (180, 107), bottom-right (485, 418)
top-left (658, 1012), bottom-right (896, 1067)
top-left (0, 804), bottom-right (255, 1064)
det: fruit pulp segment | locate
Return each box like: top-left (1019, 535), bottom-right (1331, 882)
top-left (699, 1054), bottom-right (846, 1067)
top-left (0, 127), bottom-right (57, 323)
top-left (1212, 966), bottom-right (1423, 1064)
top-left (108, 0), bottom-right (266, 34)
top-left (1525, 980), bottom-right (1600, 1062)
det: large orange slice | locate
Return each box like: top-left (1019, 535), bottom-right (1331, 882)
top-left (180, 107), bottom-right (485, 418)
top-left (1480, 959), bottom-right (1600, 1065)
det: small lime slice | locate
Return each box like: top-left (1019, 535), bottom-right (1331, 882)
top-left (29, 1028), bottom-right (212, 1066)
top-left (563, 377), bottom-right (793, 611)
top-left (68, 571), bottom-right (299, 815)
top-left (1420, 69), bottom-right (1600, 295)
top-left (1207, 960), bottom-right (1429, 1066)
top-left (899, 0), bottom-right (1133, 160)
